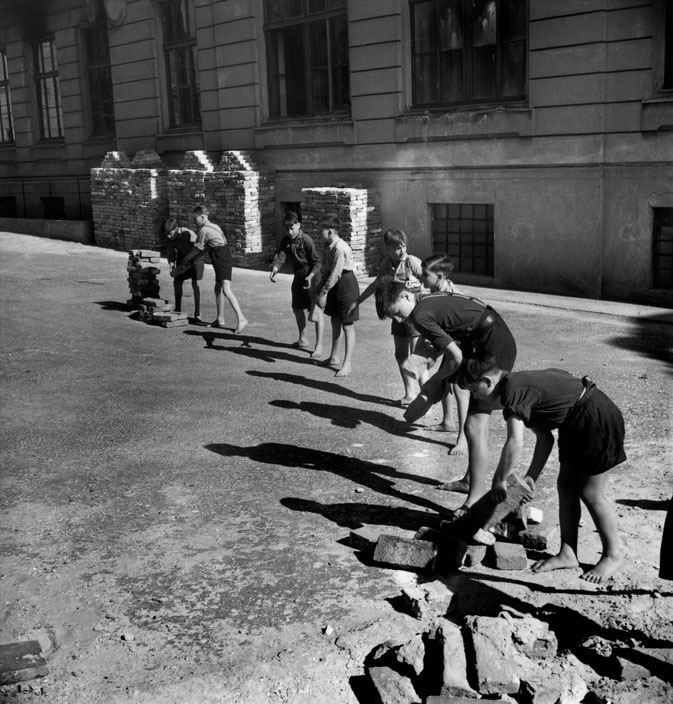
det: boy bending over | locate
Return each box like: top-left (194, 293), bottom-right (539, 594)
top-left (458, 354), bottom-right (626, 584)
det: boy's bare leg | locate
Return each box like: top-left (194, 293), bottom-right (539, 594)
top-left (579, 472), bottom-right (622, 583)
top-left (292, 308), bottom-right (309, 347)
top-left (173, 280), bottom-right (183, 313)
top-left (336, 323), bottom-right (355, 377)
top-left (311, 309), bottom-right (324, 358)
top-left (532, 463), bottom-right (581, 574)
top-left (447, 385), bottom-right (469, 455)
top-left (222, 280), bottom-right (248, 333)
top-left (213, 282), bottom-right (226, 325)
top-left (191, 281), bottom-right (201, 319)
top-left (319, 316), bottom-right (342, 367)
top-left (395, 336), bottom-right (417, 405)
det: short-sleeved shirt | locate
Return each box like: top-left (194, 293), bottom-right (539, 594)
top-left (410, 292), bottom-right (489, 354)
top-left (501, 369), bottom-right (584, 430)
top-left (321, 237), bottom-right (355, 292)
top-left (380, 253), bottom-right (423, 291)
top-left (165, 227), bottom-right (197, 264)
top-left (272, 230), bottom-right (322, 278)
top-left (194, 222), bottom-right (227, 251)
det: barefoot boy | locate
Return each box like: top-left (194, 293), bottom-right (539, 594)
top-left (458, 353), bottom-right (626, 583)
top-left (315, 215), bottom-right (359, 377)
top-left (375, 280), bottom-right (517, 513)
top-left (163, 217), bottom-right (205, 324)
top-left (270, 211), bottom-right (324, 357)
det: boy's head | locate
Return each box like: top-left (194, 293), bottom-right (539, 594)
top-left (319, 214), bottom-right (340, 242)
top-left (163, 216), bottom-right (178, 236)
top-left (375, 277), bottom-right (416, 322)
top-left (421, 253), bottom-right (454, 291)
top-left (383, 228), bottom-right (408, 262)
top-left (456, 352), bottom-right (505, 400)
top-left (283, 210), bottom-right (301, 238)
top-left (193, 204), bottom-right (209, 227)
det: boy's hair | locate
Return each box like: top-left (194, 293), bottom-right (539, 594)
top-left (319, 214), bottom-right (340, 232)
top-left (193, 204), bottom-right (209, 217)
top-left (383, 228), bottom-right (408, 248)
top-left (422, 253), bottom-right (454, 276)
top-left (374, 276), bottom-right (408, 320)
top-left (284, 210), bottom-right (300, 226)
top-left (456, 352), bottom-right (501, 389)
top-left (163, 216), bottom-right (178, 232)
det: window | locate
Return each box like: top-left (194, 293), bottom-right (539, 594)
top-left (410, 0), bottom-right (527, 108)
top-left (652, 208), bottom-right (673, 289)
top-left (82, 6), bottom-right (116, 137)
top-left (264, 0), bottom-right (350, 119)
top-left (34, 38), bottom-right (64, 140)
top-left (662, 2), bottom-right (673, 90)
top-left (160, 0), bottom-right (200, 128)
top-left (0, 49), bottom-right (14, 144)
top-left (431, 203), bottom-right (494, 275)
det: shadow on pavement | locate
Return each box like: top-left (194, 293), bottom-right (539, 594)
top-left (616, 498), bottom-right (669, 510)
top-left (205, 441), bottom-right (448, 515)
top-left (95, 299), bottom-right (136, 312)
top-left (607, 313), bottom-right (673, 373)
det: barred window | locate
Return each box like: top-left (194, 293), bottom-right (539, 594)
top-left (34, 38), bottom-right (64, 140)
top-left (264, 0), bottom-right (350, 118)
top-left (83, 18), bottom-right (115, 136)
top-left (0, 49), bottom-right (14, 144)
top-left (160, 0), bottom-right (200, 128)
top-left (410, 0), bottom-right (527, 108)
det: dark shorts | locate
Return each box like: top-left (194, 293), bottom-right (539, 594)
top-left (558, 384), bottom-right (626, 475)
top-left (325, 270), bottom-right (360, 324)
top-left (174, 258), bottom-right (204, 282)
top-left (209, 245), bottom-right (233, 281)
top-left (291, 271), bottom-right (313, 310)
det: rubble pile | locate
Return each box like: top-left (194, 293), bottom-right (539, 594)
top-left (300, 186), bottom-right (383, 276)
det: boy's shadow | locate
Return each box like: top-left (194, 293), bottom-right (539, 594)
top-left (95, 300), bottom-right (135, 312)
top-left (205, 441), bottom-right (447, 514)
top-left (269, 399), bottom-right (451, 450)
top-left (616, 498), bottom-right (670, 510)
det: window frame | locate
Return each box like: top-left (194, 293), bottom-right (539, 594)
top-left (81, 9), bottom-right (116, 138)
top-left (652, 207), bottom-right (673, 290)
top-left (33, 37), bottom-right (64, 141)
top-left (0, 48), bottom-right (14, 145)
top-left (409, 0), bottom-right (528, 110)
top-left (263, 0), bottom-right (350, 120)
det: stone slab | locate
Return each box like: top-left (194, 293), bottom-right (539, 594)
top-left (373, 534), bottom-right (437, 572)
top-left (491, 542), bottom-right (528, 570)
top-left (367, 665), bottom-right (420, 704)
top-left (465, 616), bottom-right (520, 695)
top-left (438, 622), bottom-right (478, 698)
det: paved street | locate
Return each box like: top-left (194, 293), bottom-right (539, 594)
top-left (1, 232), bottom-right (672, 703)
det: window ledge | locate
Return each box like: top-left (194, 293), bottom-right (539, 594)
top-left (254, 118), bottom-right (355, 148)
top-left (395, 105), bottom-right (533, 142)
top-left (641, 95), bottom-right (673, 132)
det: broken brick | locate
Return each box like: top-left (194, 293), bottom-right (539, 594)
top-left (373, 534), bottom-right (437, 572)
top-left (395, 634), bottom-right (425, 676)
top-left (400, 581), bottom-right (454, 620)
top-left (465, 616), bottom-right (520, 695)
top-left (367, 665), bottom-right (420, 704)
top-left (504, 614), bottom-right (558, 660)
top-left (520, 524), bottom-right (558, 552)
top-left (437, 622), bottom-right (478, 698)
top-left (491, 542), bottom-right (528, 570)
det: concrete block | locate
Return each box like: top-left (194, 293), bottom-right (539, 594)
top-left (367, 665), bottom-right (420, 704)
top-left (465, 616), bottom-right (520, 695)
top-left (349, 527), bottom-right (379, 551)
top-left (491, 542), bottom-right (528, 570)
top-left (0, 640), bottom-right (48, 685)
top-left (400, 581), bottom-right (454, 620)
top-left (373, 534), bottom-right (437, 572)
top-left (520, 524), bottom-right (558, 552)
top-left (437, 622), bottom-right (478, 698)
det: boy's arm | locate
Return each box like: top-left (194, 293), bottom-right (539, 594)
top-left (491, 416), bottom-right (526, 501)
top-left (316, 248), bottom-right (344, 307)
top-left (524, 426), bottom-right (555, 486)
top-left (270, 238), bottom-right (288, 281)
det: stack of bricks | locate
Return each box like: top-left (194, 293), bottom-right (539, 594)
top-left (166, 150), bottom-right (215, 228)
top-left (300, 187), bottom-right (383, 276)
top-left (135, 297), bottom-right (189, 328)
top-left (90, 150), bottom-right (168, 252)
top-left (127, 249), bottom-right (162, 306)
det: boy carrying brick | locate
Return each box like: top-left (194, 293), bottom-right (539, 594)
top-left (315, 214), bottom-right (360, 377)
top-left (270, 210), bottom-right (324, 358)
top-left (163, 216), bottom-right (205, 325)
top-left (457, 352), bottom-right (626, 583)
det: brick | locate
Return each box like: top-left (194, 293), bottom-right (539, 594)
top-left (465, 616), bottom-right (520, 695)
top-left (491, 542), bottom-right (528, 570)
top-left (349, 527), bottom-right (379, 551)
top-left (526, 506), bottom-right (544, 524)
top-left (395, 634), bottom-right (425, 676)
top-left (400, 581), bottom-right (453, 620)
top-left (151, 311), bottom-right (186, 322)
top-left (0, 640), bottom-right (48, 685)
top-left (373, 534), bottom-right (437, 571)
top-left (437, 623), bottom-right (477, 698)
top-left (426, 698), bottom-right (485, 703)
top-left (520, 524), bottom-right (558, 552)
top-left (161, 319), bottom-right (190, 328)
top-left (367, 665), bottom-right (419, 704)
top-left (506, 615), bottom-right (558, 660)
top-left (141, 298), bottom-right (169, 308)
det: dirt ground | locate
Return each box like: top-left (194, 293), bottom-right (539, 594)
top-left (0, 232), bottom-right (672, 703)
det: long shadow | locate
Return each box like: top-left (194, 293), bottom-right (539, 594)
top-left (607, 313), bottom-right (673, 373)
top-left (247, 369), bottom-right (399, 407)
top-left (94, 300), bottom-right (134, 312)
top-left (205, 441), bottom-right (448, 514)
top-left (616, 498), bottom-right (670, 511)
top-left (183, 328), bottom-right (311, 351)
top-left (269, 399), bottom-right (451, 449)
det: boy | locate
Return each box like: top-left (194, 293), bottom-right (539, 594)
top-left (315, 215), bottom-right (360, 378)
top-left (457, 354), bottom-right (626, 584)
top-left (270, 211), bottom-right (324, 357)
top-left (374, 280), bottom-right (517, 514)
top-left (171, 205), bottom-right (248, 334)
top-left (163, 217), bottom-right (205, 324)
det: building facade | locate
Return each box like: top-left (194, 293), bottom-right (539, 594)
top-left (1, 0), bottom-right (672, 304)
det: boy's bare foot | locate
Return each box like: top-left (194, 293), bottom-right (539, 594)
top-left (317, 357), bottom-right (340, 368)
top-left (310, 346), bottom-right (323, 359)
top-left (531, 551), bottom-right (580, 574)
top-left (208, 320), bottom-right (226, 328)
top-left (425, 422), bottom-right (454, 432)
top-left (335, 363), bottom-right (351, 378)
top-left (234, 318), bottom-right (249, 334)
top-left (580, 555), bottom-right (623, 584)
top-left (448, 437), bottom-right (468, 456)
top-left (436, 478), bottom-right (470, 493)
top-left (395, 396), bottom-right (414, 408)
top-left (451, 504), bottom-right (470, 519)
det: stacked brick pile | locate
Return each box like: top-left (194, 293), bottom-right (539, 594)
top-left (165, 150), bottom-right (215, 228)
top-left (126, 249), bottom-right (162, 306)
top-left (300, 186), bottom-right (383, 276)
top-left (90, 150), bottom-right (168, 251)
top-left (134, 297), bottom-right (188, 328)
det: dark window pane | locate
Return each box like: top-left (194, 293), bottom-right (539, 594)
top-left (413, 1), bottom-right (437, 53)
top-left (440, 51), bottom-right (463, 102)
top-left (472, 44), bottom-right (496, 100)
top-left (502, 40), bottom-right (526, 97)
top-left (502, 0), bottom-right (526, 40)
top-left (414, 54), bottom-right (438, 104)
top-left (439, 0), bottom-right (463, 50)
top-left (473, 0), bottom-right (496, 46)
top-left (309, 0), bottom-right (326, 12)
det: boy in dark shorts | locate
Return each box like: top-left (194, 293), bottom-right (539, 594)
top-left (171, 205), bottom-right (248, 333)
top-left (458, 353), bottom-right (626, 584)
top-left (163, 217), bottom-right (205, 324)
top-left (375, 280), bottom-right (517, 514)
top-left (315, 215), bottom-right (359, 378)
top-left (270, 211), bottom-right (324, 358)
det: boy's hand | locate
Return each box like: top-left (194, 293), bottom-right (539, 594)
top-left (403, 392), bottom-right (433, 424)
top-left (303, 274), bottom-right (313, 289)
top-left (269, 268), bottom-right (278, 282)
top-left (522, 476), bottom-right (536, 500)
top-left (316, 291), bottom-right (327, 309)
top-left (491, 475), bottom-right (508, 503)
top-left (346, 302), bottom-right (358, 316)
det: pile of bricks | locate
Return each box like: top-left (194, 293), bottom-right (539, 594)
top-left (133, 297), bottom-right (188, 328)
top-left (300, 186), bottom-right (383, 276)
top-left (166, 150), bottom-right (215, 228)
top-left (127, 249), bottom-right (162, 306)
